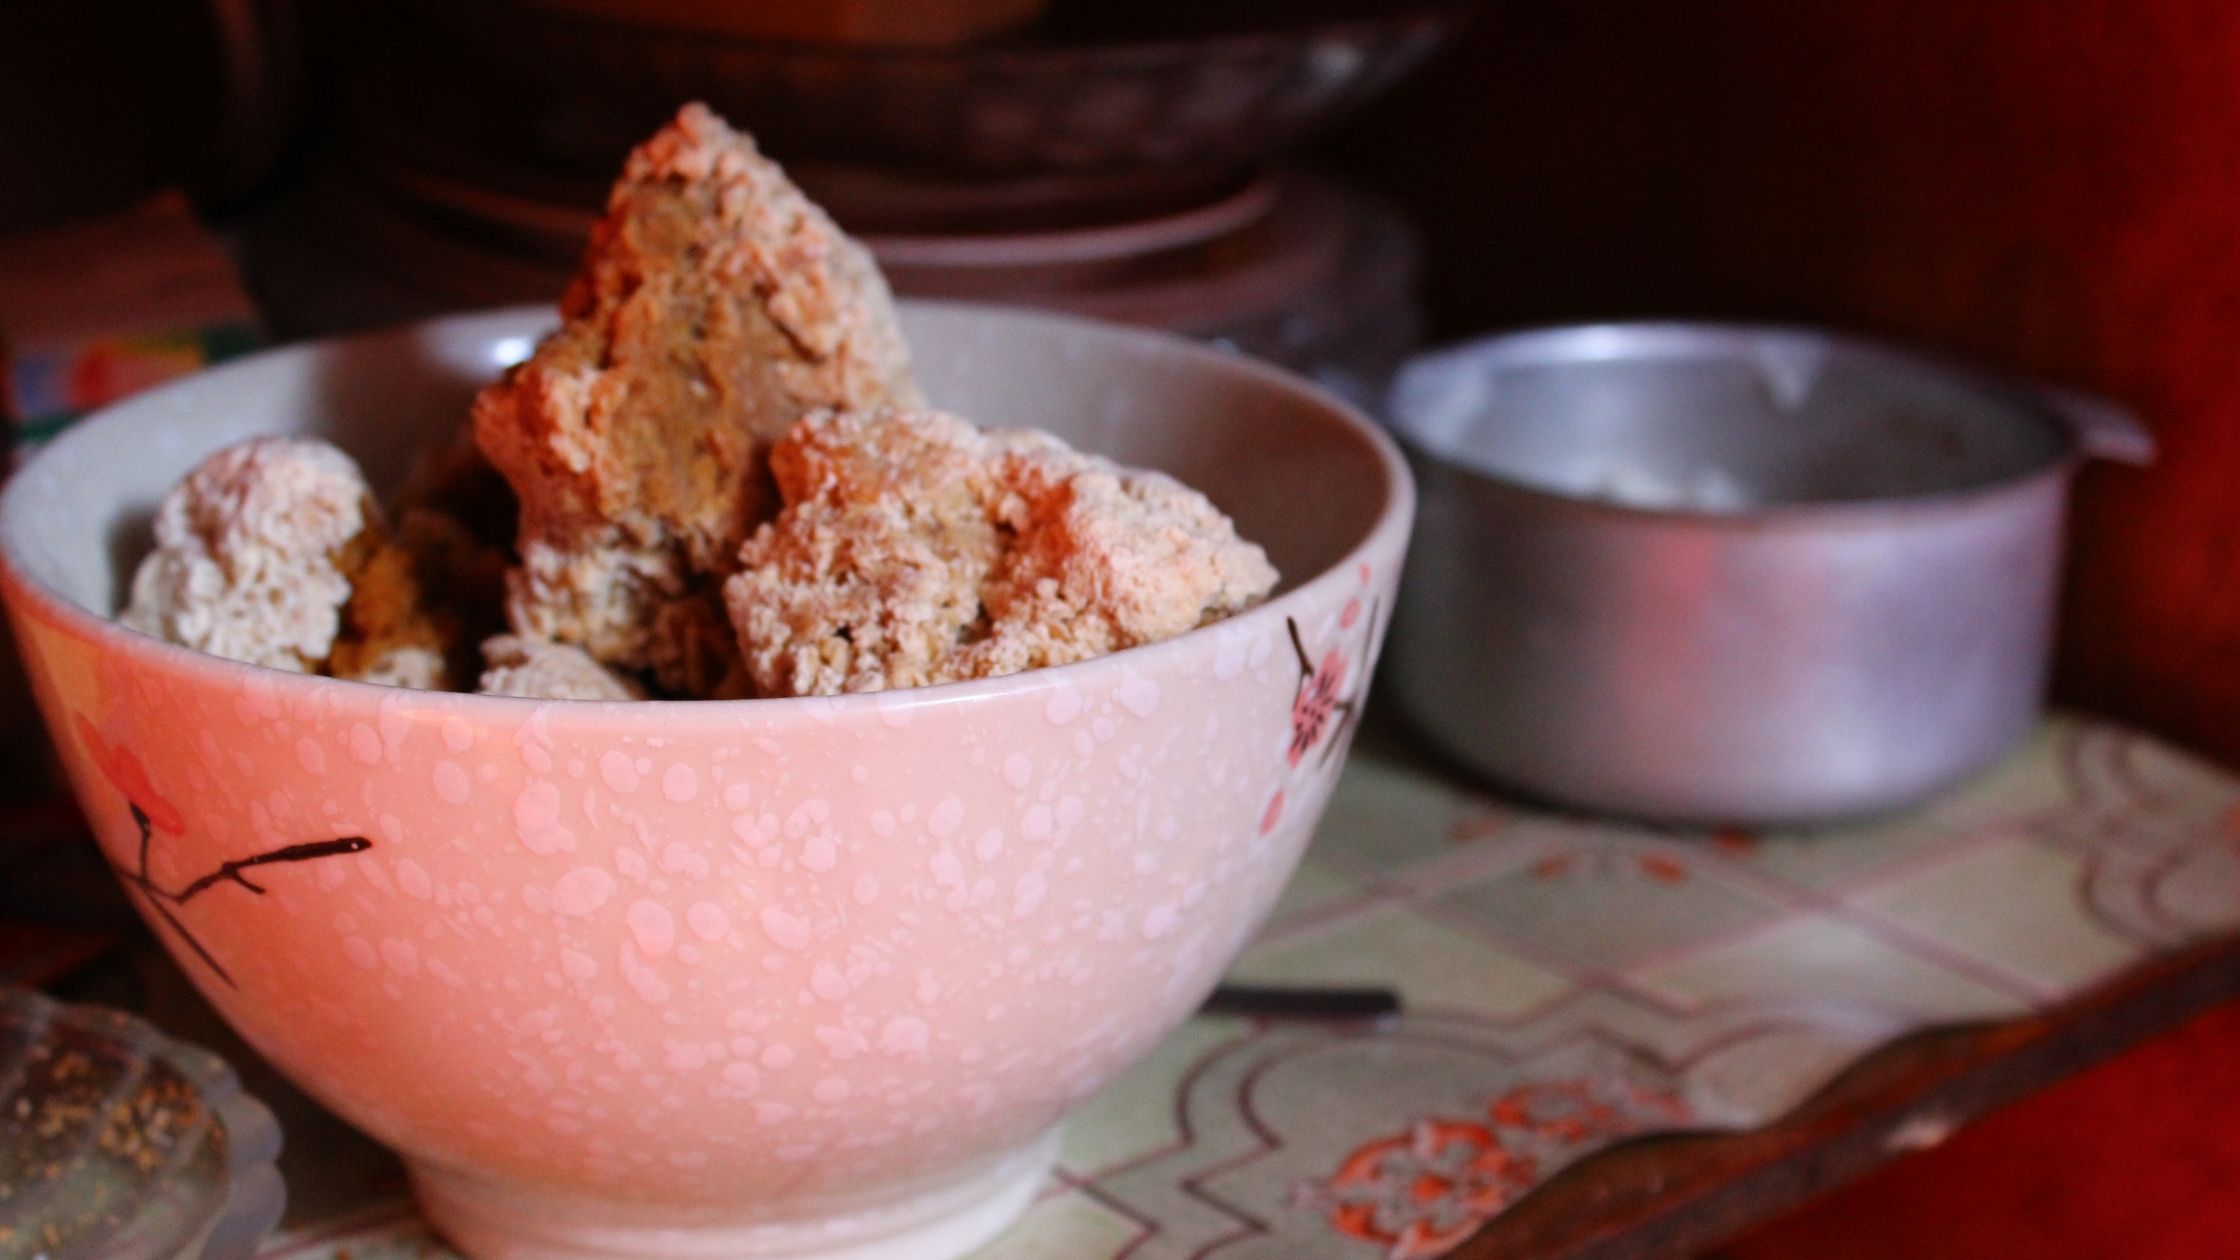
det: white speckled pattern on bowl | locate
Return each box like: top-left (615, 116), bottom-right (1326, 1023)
top-left (0, 304), bottom-right (1412, 1260)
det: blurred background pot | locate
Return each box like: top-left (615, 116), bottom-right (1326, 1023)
top-left (1384, 322), bottom-right (2154, 825)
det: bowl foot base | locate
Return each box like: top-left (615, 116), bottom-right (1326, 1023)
top-left (410, 1129), bottom-right (1058, 1260)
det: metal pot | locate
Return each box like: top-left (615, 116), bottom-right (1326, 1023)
top-left (1383, 322), bottom-right (2154, 825)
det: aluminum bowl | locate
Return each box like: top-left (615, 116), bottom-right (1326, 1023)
top-left (1384, 322), bottom-right (2152, 825)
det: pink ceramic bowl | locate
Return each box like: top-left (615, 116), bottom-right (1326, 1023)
top-left (0, 304), bottom-right (1412, 1260)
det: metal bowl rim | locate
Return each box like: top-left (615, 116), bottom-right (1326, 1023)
top-left (1389, 318), bottom-right (2093, 527)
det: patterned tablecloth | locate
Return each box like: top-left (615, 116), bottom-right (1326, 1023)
top-left (127, 715), bottom-right (2240, 1259)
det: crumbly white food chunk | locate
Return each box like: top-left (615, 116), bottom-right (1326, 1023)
top-left (345, 644), bottom-right (448, 691)
top-left (474, 103), bottom-right (918, 696)
top-left (121, 436), bottom-right (375, 672)
top-left (724, 408), bottom-right (1277, 697)
top-left (962, 442), bottom-right (1281, 679)
top-left (476, 635), bottom-right (646, 701)
top-left (328, 508), bottom-right (507, 692)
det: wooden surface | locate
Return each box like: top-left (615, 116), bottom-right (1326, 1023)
top-left (1450, 937), bottom-right (2240, 1258)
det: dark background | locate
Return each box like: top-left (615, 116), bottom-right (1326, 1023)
top-left (5, 1), bottom-right (2230, 769)
top-left (1319, 0), bottom-right (2238, 769)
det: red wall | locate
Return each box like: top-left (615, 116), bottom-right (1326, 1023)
top-left (1327, 0), bottom-right (2240, 765)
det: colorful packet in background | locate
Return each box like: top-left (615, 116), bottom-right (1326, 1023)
top-left (0, 192), bottom-right (262, 799)
top-left (8, 324), bottom-right (262, 452)
top-left (0, 191), bottom-right (262, 463)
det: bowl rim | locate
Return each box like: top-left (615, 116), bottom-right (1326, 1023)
top-left (1386, 318), bottom-right (2125, 530)
top-left (0, 299), bottom-right (1414, 722)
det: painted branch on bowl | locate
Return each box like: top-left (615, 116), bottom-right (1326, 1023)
top-left (75, 714), bottom-right (372, 987)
